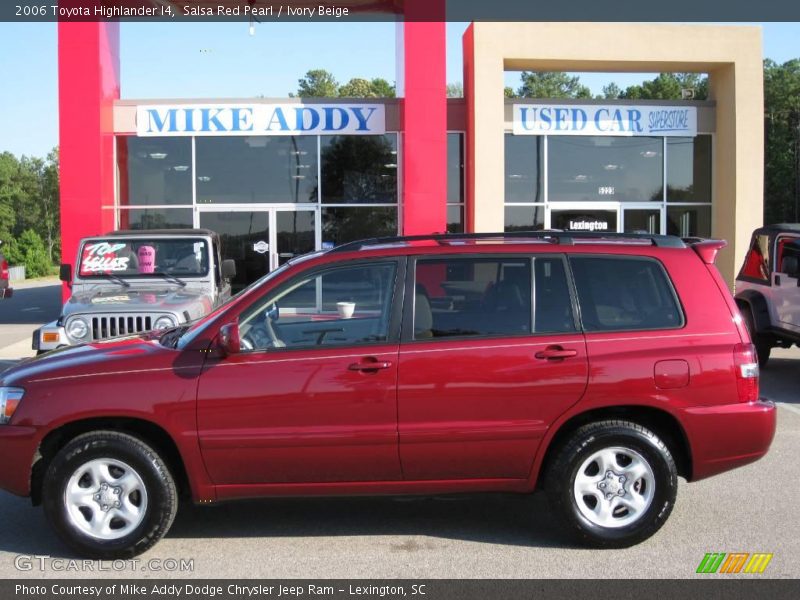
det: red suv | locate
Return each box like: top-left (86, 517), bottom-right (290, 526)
top-left (0, 233), bottom-right (775, 558)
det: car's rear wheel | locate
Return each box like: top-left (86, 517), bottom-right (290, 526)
top-left (545, 420), bottom-right (678, 548)
top-left (42, 431), bottom-right (178, 559)
top-left (742, 308), bottom-right (771, 366)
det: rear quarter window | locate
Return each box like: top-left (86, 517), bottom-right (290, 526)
top-left (570, 256), bottom-right (684, 332)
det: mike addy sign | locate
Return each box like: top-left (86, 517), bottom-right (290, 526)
top-left (513, 104), bottom-right (697, 137)
top-left (136, 103), bottom-right (386, 137)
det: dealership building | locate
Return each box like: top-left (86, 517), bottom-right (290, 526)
top-left (58, 19), bottom-right (763, 290)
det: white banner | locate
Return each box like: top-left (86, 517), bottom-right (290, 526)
top-left (512, 104), bottom-right (697, 137)
top-left (136, 103), bottom-right (386, 137)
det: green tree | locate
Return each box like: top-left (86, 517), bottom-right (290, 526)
top-left (600, 82), bottom-right (623, 99)
top-left (296, 69), bottom-right (339, 97)
top-left (41, 148), bottom-right (60, 262)
top-left (622, 73), bottom-right (708, 100)
top-left (516, 72), bottom-right (591, 99)
top-left (366, 78), bottom-right (396, 98)
top-left (503, 86), bottom-right (517, 99)
top-left (6, 229), bottom-right (51, 277)
top-left (446, 82), bottom-right (464, 98)
top-left (763, 59), bottom-right (800, 223)
top-left (338, 77), bottom-right (396, 98)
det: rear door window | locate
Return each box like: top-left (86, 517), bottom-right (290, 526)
top-left (569, 256), bottom-right (683, 332)
top-left (414, 257), bottom-right (532, 339)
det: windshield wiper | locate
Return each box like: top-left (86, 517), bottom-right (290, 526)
top-left (98, 273), bottom-right (130, 288)
top-left (154, 272), bottom-right (187, 288)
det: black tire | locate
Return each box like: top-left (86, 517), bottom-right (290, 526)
top-left (544, 420), bottom-right (678, 548)
top-left (42, 431), bottom-right (178, 559)
top-left (742, 308), bottom-right (771, 367)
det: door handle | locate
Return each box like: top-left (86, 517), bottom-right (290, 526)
top-left (348, 359), bottom-right (393, 372)
top-left (535, 346), bottom-right (578, 360)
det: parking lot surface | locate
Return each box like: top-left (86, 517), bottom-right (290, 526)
top-left (0, 286), bottom-right (797, 579)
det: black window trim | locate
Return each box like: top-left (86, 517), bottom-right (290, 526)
top-left (401, 253), bottom-right (580, 344)
top-left (566, 254), bottom-right (686, 334)
top-left (234, 257), bottom-right (407, 355)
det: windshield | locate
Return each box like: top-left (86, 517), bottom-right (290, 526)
top-left (78, 238), bottom-right (210, 279)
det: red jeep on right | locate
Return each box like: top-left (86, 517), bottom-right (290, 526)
top-left (735, 223), bottom-right (800, 365)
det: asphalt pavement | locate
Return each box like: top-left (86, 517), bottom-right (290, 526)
top-left (0, 279), bottom-right (62, 371)
top-left (0, 285), bottom-right (797, 579)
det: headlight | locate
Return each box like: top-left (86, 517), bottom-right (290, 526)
top-left (67, 318), bottom-right (89, 340)
top-left (0, 387), bottom-right (24, 424)
top-left (153, 316), bottom-right (176, 331)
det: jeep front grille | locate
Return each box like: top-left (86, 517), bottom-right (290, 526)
top-left (90, 314), bottom-right (156, 340)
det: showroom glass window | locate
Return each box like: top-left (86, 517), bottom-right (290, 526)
top-left (195, 136), bottom-right (318, 204)
top-left (447, 133), bottom-right (465, 233)
top-left (504, 134), bottom-right (544, 232)
top-left (666, 135), bottom-right (712, 238)
top-left (548, 136), bottom-right (663, 203)
top-left (117, 137), bottom-right (192, 206)
top-left (320, 133), bottom-right (399, 246)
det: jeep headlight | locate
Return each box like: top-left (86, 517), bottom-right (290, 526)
top-left (153, 316), bottom-right (176, 331)
top-left (0, 387), bottom-right (24, 424)
top-left (67, 318), bottom-right (89, 340)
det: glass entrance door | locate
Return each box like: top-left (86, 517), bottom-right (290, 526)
top-left (275, 210), bottom-right (316, 268)
top-left (622, 207), bottom-right (663, 234)
top-left (199, 208), bottom-right (318, 292)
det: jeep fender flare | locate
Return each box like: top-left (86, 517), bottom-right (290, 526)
top-left (735, 289), bottom-right (771, 333)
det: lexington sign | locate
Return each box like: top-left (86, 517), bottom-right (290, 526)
top-left (136, 103), bottom-right (386, 137)
top-left (513, 104), bottom-right (697, 137)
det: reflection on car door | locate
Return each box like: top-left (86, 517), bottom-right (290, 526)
top-left (196, 260), bottom-right (405, 484)
top-left (397, 255), bottom-right (589, 480)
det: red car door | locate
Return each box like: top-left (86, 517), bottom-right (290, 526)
top-left (197, 259), bottom-right (404, 484)
top-left (397, 254), bottom-right (588, 480)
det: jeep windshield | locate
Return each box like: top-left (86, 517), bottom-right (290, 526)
top-left (78, 238), bottom-right (210, 279)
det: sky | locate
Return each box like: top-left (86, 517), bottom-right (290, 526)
top-left (1, 21), bottom-right (799, 158)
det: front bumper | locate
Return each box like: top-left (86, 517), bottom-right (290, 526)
top-left (682, 399), bottom-right (776, 481)
top-left (0, 424), bottom-right (40, 497)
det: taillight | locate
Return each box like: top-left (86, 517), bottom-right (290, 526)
top-left (733, 343), bottom-right (759, 403)
top-left (0, 259), bottom-right (8, 280)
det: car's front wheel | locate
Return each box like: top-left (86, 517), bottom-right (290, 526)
top-left (42, 431), bottom-right (178, 558)
top-left (545, 420), bottom-right (678, 548)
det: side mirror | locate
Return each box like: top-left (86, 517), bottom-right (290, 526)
top-left (59, 263), bottom-right (72, 283)
top-left (218, 322), bottom-right (241, 356)
top-left (266, 302), bottom-right (279, 322)
top-left (221, 259), bottom-right (237, 280)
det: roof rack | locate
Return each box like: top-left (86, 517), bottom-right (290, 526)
top-left (329, 231), bottom-right (686, 253)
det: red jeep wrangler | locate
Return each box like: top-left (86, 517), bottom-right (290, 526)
top-left (0, 232), bottom-right (775, 558)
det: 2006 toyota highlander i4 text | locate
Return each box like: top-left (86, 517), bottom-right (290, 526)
top-left (0, 232), bottom-right (776, 558)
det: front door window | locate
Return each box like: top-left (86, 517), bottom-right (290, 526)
top-left (239, 262), bottom-right (398, 350)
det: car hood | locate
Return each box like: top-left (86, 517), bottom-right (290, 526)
top-left (0, 334), bottom-right (199, 387)
top-left (63, 287), bottom-right (212, 317)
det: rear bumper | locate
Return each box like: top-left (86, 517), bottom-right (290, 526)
top-left (682, 399), bottom-right (776, 481)
top-left (0, 425), bottom-right (40, 497)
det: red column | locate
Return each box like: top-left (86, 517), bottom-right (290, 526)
top-left (58, 22), bottom-right (120, 300)
top-left (399, 0), bottom-right (447, 235)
